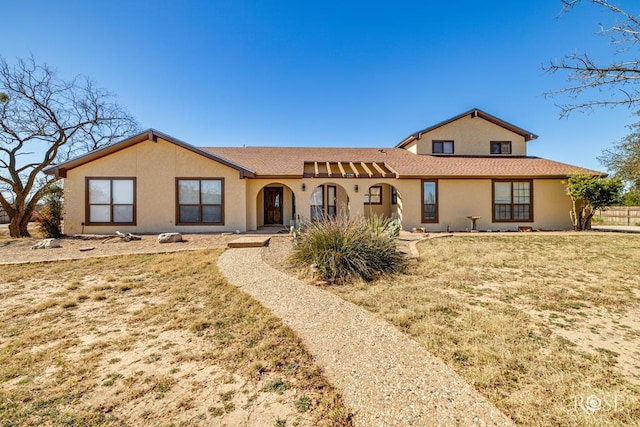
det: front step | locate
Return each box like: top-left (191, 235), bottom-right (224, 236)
top-left (227, 236), bottom-right (271, 248)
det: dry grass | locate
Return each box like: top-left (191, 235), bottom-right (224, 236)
top-left (327, 234), bottom-right (640, 426)
top-left (0, 224), bottom-right (42, 242)
top-left (0, 249), bottom-right (351, 426)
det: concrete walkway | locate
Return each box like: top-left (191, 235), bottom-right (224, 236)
top-left (218, 248), bottom-right (514, 426)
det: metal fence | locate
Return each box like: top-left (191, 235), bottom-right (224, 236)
top-left (595, 206), bottom-right (640, 225)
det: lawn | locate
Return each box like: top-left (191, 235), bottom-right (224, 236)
top-left (328, 234), bottom-right (640, 426)
top-left (0, 249), bottom-right (351, 426)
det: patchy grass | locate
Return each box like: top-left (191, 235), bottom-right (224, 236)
top-left (0, 249), bottom-right (351, 426)
top-left (329, 234), bottom-right (640, 426)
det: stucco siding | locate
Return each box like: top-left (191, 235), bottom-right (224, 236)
top-left (407, 178), bottom-right (572, 232)
top-left (62, 138), bottom-right (246, 234)
top-left (438, 180), bottom-right (490, 231)
top-left (531, 179), bottom-right (573, 230)
top-left (414, 115), bottom-right (527, 156)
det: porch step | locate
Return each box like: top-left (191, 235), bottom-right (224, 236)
top-left (228, 236), bottom-right (271, 248)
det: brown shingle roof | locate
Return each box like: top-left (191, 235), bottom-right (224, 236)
top-left (43, 128), bottom-right (605, 180)
top-left (203, 147), bottom-right (605, 178)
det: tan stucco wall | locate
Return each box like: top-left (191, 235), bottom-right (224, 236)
top-left (396, 178), bottom-right (572, 232)
top-left (407, 115), bottom-right (527, 156)
top-left (62, 138), bottom-right (246, 234)
top-left (273, 177), bottom-right (573, 231)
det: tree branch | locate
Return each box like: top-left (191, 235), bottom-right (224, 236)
top-left (545, 1), bottom-right (640, 116)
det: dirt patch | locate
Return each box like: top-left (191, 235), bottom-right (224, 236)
top-left (0, 233), bottom-right (239, 264)
top-left (0, 250), bottom-right (351, 426)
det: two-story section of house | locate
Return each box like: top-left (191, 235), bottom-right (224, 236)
top-left (390, 108), bottom-right (598, 231)
top-left (45, 108), bottom-right (603, 234)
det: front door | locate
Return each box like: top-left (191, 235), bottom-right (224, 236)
top-left (264, 187), bottom-right (283, 225)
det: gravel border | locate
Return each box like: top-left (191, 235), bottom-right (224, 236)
top-left (218, 247), bottom-right (515, 426)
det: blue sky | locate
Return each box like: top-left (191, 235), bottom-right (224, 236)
top-left (4, 0), bottom-right (640, 172)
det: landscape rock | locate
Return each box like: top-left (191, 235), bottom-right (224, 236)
top-left (158, 232), bottom-right (183, 243)
top-left (30, 238), bottom-right (61, 250)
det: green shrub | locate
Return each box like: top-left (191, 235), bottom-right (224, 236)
top-left (36, 184), bottom-right (64, 238)
top-left (291, 215), bottom-right (406, 284)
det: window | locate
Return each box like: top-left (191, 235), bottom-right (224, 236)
top-left (364, 186), bottom-right (382, 204)
top-left (421, 180), bottom-right (438, 222)
top-left (86, 178), bottom-right (135, 225)
top-left (310, 186), bottom-right (324, 220)
top-left (177, 178), bottom-right (224, 224)
top-left (327, 185), bottom-right (337, 217)
top-left (432, 140), bottom-right (454, 154)
top-left (493, 180), bottom-right (532, 222)
top-left (490, 141), bottom-right (512, 154)
top-left (391, 187), bottom-right (398, 205)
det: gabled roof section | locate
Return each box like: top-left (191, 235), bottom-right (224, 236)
top-left (396, 108), bottom-right (539, 148)
top-left (43, 129), bottom-right (255, 178)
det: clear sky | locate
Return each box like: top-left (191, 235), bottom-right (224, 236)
top-left (4, 0), bottom-right (640, 172)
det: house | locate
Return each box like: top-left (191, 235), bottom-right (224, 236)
top-left (43, 108), bottom-right (603, 234)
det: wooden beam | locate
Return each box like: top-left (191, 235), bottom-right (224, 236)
top-left (337, 161), bottom-right (347, 177)
top-left (372, 162), bottom-right (386, 175)
top-left (314, 161), bottom-right (319, 177)
top-left (361, 162), bottom-right (373, 177)
top-left (326, 162), bottom-right (332, 177)
top-left (383, 162), bottom-right (399, 177)
top-left (348, 162), bottom-right (360, 177)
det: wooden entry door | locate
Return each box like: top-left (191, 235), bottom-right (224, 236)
top-left (264, 187), bottom-right (283, 225)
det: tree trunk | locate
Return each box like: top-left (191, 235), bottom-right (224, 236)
top-left (8, 210), bottom-right (32, 238)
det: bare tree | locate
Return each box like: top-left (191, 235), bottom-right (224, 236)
top-left (0, 57), bottom-right (139, 238)
top-left (544, 0), bottom-right (640, 117)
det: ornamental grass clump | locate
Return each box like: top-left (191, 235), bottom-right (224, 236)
top-left (291, 215), bottom-right (407, 284)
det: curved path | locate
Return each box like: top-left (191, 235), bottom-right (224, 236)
top-left (218, 247), bottom-right (514, 426)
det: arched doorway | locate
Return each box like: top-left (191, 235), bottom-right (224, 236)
top-left (256, 183), bottom-right (296, 227)
top-left (310, 183), bottom-right (349, 220)
top-left (363, 183), bottom-right (403, 222)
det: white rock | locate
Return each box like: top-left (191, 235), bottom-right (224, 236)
top-left (157, 232), bottom-right (183, 243)
top-left (31, 238), bottom-right (61, 250)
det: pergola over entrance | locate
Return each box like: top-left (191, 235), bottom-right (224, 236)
top-left (303, 161), bottom-right (397, 179)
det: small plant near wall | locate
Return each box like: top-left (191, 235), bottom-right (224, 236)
top-left (290, 215), bottom-right (406, 284)
top-left (36, 184), bottom-right (64, 238)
